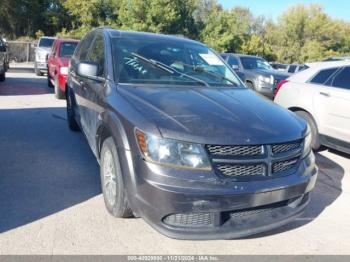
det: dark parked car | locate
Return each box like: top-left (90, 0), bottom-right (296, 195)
top-left (270, 62), bottom-right (288, 72)
top-left (66, 28), bottom-right (317, 240)
top-left (285, 64), bottom-right (309, 75)
top-left (221, 53), bottom-right (289, 98)
top-left (0, 37), bottom-right (6, 81)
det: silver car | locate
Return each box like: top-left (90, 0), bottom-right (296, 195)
top-left (34, 36), bottom-right (56, 76)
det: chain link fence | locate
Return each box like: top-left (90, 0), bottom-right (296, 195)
top-left (6, 41), bottom-right (36, 63)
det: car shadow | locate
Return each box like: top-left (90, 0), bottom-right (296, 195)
top-left (242, 151), bottom-right (344, 239)
top-left (0, 74), bottom-right (52, 96)
top-left (0, 107), bottom-right (101, 233)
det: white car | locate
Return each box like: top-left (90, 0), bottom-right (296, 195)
top-left (274, 61), bottom-right (350, 155)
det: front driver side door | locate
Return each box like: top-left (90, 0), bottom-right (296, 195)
top-left (79, 33), bottom-right (106, 153)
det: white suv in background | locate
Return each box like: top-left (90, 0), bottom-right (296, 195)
top-left (274, 61), bottom-right (350, 155)
top-left (34, 36), bottom-right (56, 76)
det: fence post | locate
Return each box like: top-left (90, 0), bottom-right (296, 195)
top-left (26, 43), bottom-right (30, 62)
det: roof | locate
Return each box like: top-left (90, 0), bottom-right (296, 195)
top-left (54, 38), bottom-right (80, 43)
top-left (221, 53), bottom-right (261, 59)
top-left (288, 60), bottom-right (350, 83)
top-left (103, 28), bottom-right (202, 46)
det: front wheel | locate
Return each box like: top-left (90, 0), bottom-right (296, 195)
top-left (47, 71), bottom-right (54, 88)
top-left (66, 86), bottom-right (80, 132)
top-left (295, 111), bottom-right (321, 151)
top-left (0, 72), bottom-right (5, 82)
top-left (100, 137), bottom-right (133, 218)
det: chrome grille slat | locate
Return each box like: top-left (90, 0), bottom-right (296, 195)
top-left (206, 145), bottom-right (263, 156)
top-left (217, 164), bottom-right (266, 177)
top-left (207, 140), bottom-right (303, 180)
top-left (272, 140), bottom-right (302, 154)
top-left (272, 158), bottom-right (299, 174)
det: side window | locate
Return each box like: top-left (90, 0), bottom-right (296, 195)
top-left (309, 68), bottom-right (339, 85)
top-left (86, 34), bottom-right (105, 77)
top-left (288, 65), bottom-right (297, 73)
top-left (75, 33), bottom-right (93, 61)
top-left (51, 41), bottom-right (57, 56)
top-left (227, 56), bottom-right (239, 67)
top-left (331, 67), bottom-right (350, 90)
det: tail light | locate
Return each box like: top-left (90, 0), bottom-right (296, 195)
top-left (274, 79), bottom-right (289, 98)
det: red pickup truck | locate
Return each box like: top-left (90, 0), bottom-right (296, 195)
top-left (47, 39), bottom-right (79, 99)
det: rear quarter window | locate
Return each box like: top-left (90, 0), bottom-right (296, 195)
top-left (309, 67), bottom-right (339, 85)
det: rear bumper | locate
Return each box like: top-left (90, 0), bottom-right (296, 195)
top-left (128, 152), bottom-right (317, 240)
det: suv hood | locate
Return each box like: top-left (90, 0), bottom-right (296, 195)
top-left (37, 47), bottom-right (51, 54)
top-left (251, 69), bottom-right (289, 79)
top-left (119, 85), bottom-right (306, 145)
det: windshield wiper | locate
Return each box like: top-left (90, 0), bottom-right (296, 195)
top-left (131, 52), bottom-right (210, 87)
top-left (177, 62), bottom-right (238, 87)
top-left (193, 66), bottom-right (238, 86)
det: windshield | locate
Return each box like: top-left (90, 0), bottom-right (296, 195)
top-left (59, 42), bottom-right (78, 57)
top-left (112, 38), bottom-right (242, 87)
top-left (38, 38), bottom-right (55, 48)
top-left (240, 57), bottom-right (273, 70)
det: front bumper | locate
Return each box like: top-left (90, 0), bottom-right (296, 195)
top-left (128, 152), bottom-right (317, 240)
top-left (35, 61), bottom-right (47, 71)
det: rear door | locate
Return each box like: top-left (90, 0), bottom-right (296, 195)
top-left (321, 67), bottom-right (350, 142)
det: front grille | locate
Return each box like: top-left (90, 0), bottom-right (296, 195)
top-left (230, 199), bottom-right (289, 218)
top-left (272, 158), bottom-right (299, 173)
top-left (206, 145), bottom-right (263, 156)
top-left (163, 213), bottom-right (212, 227)
top-left (217, 164), bottom-right (266, 177)
top-left (207, 140), bottom-right (303, 181)
top-left (272, 140), bottom-right (302, 154)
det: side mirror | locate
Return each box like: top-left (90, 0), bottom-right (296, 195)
top-left (231, 65), bottom-right (239, 70)
top-left (77, 62), bottom-right (99, 79)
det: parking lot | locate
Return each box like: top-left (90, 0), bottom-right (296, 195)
top-left (0, 64), bottom-right (350, 255)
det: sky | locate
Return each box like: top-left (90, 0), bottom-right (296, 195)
top-left (218, 0), bottom-right (350, 21)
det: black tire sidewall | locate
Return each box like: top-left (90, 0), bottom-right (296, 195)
top-left (100, 137), bottom-right (132, 218)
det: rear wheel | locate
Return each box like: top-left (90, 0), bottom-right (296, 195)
top-left (54, 76), bottom-right (65, 99)
top-left (100, 137), bottom-right (133, 218)
top-left (66, 86), bottom-right (80, 132)
top-left (295, 111), bottom-right (320, 150)
top-left (47, 70), bottom-right (54, 87)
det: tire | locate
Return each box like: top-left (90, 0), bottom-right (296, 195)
top-left (295, 111), bottom-right (321, 151)
top-left (66, 86), bottom-right (80, 132)
top-left (0, 72), bottom-right (5, 82)
top-left (54, 76), bottom-right (65, 99)
top-left (100, 137), bottom-right (133, 218)
top-left (34, 63), bottom-right (43, 76)
top-left (47, 71), bottom-right (54, 88)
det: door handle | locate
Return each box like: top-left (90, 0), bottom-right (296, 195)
top-left (319, 92), bottom-right (331, 97)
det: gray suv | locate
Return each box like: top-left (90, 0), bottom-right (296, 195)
top-left (66, 28), bottom-right (317, 240)
top-left (221, 53), bottom-right (289, 98)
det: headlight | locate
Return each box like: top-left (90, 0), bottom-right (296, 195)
top-left (60, 67), bottom-right (68, 75)
top-left (136, 129), bottom-right (211, 170)
top-left (258, 75), bottom-right (274, 84)
top-left (302, 125), bottom-right (312, 158)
